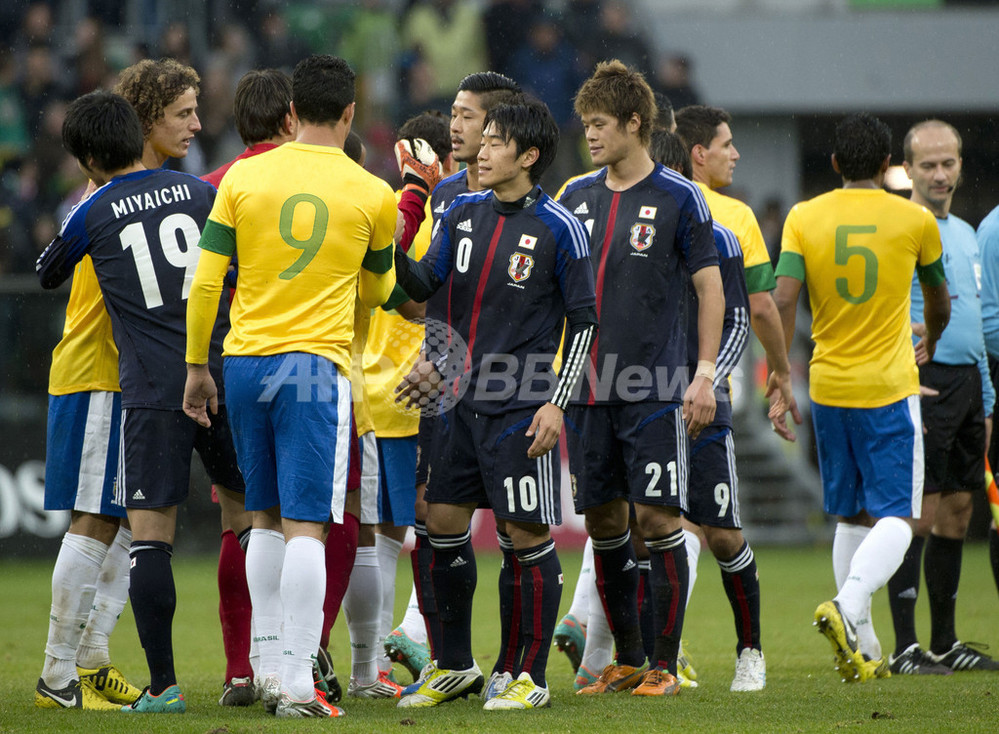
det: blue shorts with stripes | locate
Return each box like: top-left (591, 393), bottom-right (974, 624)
top-left (685, 426), bottom-right (741, 528)
top-left (565, 401), bottom-right (688, 513)
top-left (425, 401), bottom-right (561, 526)
top-left (224, 353), bottom-right (353, 524)
top-left (44, 391), bottom-right (125, 517)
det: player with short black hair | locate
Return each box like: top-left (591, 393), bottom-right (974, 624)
top-left (649, 129), bottom-right (690, 179)
top-left (184, 54), bottom-right (397, 719)
top-left (38, 90), bottom-right (243, 715)
top-left (394, 98), bottom-right (596, 711)
top-left (560, 59), bottom-right (724, 698)
top-left (774, 112), bottom-right (951, 683)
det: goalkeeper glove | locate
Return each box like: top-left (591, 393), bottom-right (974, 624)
top-left (395, 138), bottom-right (442, 200)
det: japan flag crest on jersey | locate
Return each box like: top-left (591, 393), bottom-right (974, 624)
top-left (508, 253), bottom-right (534, 282)
top-left (630, 223), bottom-right (655, 252)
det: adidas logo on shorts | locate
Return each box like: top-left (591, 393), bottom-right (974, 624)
top-left (574, 202), bottom-right (589, 215)
top-left (132, 489), bottom-right (146, 501)
top-left (457, 219), bottom-right (473, 232)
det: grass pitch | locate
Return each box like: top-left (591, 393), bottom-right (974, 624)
top-left (1, 544), bottom-right (997, 733)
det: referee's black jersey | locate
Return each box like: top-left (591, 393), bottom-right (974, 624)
top-left (37, 168), bottom-right (227, 410)
top-left (422, 186), bottom-right (595, 416)
top-left (558, 164), bottom-right (717, 405)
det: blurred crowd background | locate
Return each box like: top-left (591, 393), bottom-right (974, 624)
top-left (0, 0), bottom-right (707, 277)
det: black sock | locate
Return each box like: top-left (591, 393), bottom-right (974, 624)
top-left (429, 529), bottom-right (476, 671)
top-left (637, 561), bottom-right (655, 663)
top-left (991, 526), bottom-right (999, 599)
top-left (718, 541), bottom-right (761, 654)
top-left (592, 531), bottom-right (644, 667)
top-left (646, 529), bottom-right (688, 675)
top-left (887, 534), bottom-right (924, 655)
top-left (412, 521), bottom-right (441, 659)
top-left (514, 539), bottom-right (562, 687)
top-left (129, 540), bottom-right (176, 696)
top-left (925, 533), bottom-right (963, 654)
top-left (494, 531), bottom-right (521, 677)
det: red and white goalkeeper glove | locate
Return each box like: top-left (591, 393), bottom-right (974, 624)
top-left (395, 138), bottom-right (442, 200)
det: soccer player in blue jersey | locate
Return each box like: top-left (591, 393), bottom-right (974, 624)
top-left (886, 119), bottom-right (999, 674)
top-left (397, 71), bottom-right (524, 680)
top-left (393, 98), bottom-right (597, 711)
top-left (36, 91), bottom-right (243, 714)
top-left (558, 60), bottom-right (724, 698)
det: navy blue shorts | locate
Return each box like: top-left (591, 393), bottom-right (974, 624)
top-left (117, 406), bottom-right (243, 510)
top-left (685, 426), bottom-right (741, 528)
top-left (565, 402), bottom-right (688, 513)
top-left (425, 401), bottom-right (561, 525)
top-left (920, 362), bottom-right (985, 494)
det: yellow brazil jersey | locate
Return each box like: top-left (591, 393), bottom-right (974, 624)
top-left (363, 196), bottom-right (433, 438)
top-left (48, 255), bottom-right (119, 395)
top-left (777, 188), bottom-right (942, 408)
top-left (696, 182), bottom-right (776, 294)
top-left (350, 296), bottom-right (374, 435)
top-left (191, 142), bottom-right (397, 376)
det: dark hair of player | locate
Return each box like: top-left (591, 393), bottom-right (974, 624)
top-left (113, 58), bottom-right (200, 137)
top-left (344, 130), bottom-right (364, 164)
top-left (292, 54), bottom-right (355, 126)
top-left (482, 98), bottom-right (559, 185)
top-left (654, 91), bottom-right (674, 132)
top-left (233, 69), bottom-right (292, 147)
top-left (457, 71), bottom-right (523, 115)
top-left (834, 113), bottom-right (892, 182)
top-left (903, 119), bottom-right (963, 164)
top-left (399, 110), bottom-right (451, 162)
top-left (63, 91), bottom-right (144, 172)
top-left (673, 104), bottom-right (731, 152)
top-left (573, 59), bottom-right (657, 146)
top-left (649, 129), bottom-right (691, 180)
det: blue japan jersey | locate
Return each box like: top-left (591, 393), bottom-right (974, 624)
top-left (37, 168), bottom-right (227, 410)
top-left (686, 221), bottom-right (750, 429)
top-left (421, 186), bottom-right (595, 416)
top-left (558, 164), bottom-right (717, 405)
top-left (426, 170), bottom-right (472, 325)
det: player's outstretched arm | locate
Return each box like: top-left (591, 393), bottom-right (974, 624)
top-left (769, 273), bottom-right (805, 441)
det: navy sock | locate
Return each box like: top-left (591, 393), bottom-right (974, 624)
top-left (637, 561), bottom-right (655, 663)
top-left (412, 521), bottom-right (441, 659)
top-left (646, 529), bottom-right (688, 675)
top-left (494, 531), bottom-right (522, 676)
top-left (925, 534), bottom-right (963, 654)
top-left (592, 531), bottom-right (644, 667)
top-left (718, 541), bottom-right (761, 654)
top-left (129, 540), bottom-right (177, 696)
top-left (429, 529), bottom-right (476, 671)
top-left (887, 534), bottom-right (924, 655)
top-left (515, 538), bottom-right (562, 687)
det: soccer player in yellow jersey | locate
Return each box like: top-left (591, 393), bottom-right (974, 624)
top-left (184, 55), bottom-right (397, 719)
top-left (773, 113), bottom-right (951, 683)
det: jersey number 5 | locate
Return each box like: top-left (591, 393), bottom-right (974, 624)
top-left (835, 225), bottom-right (878, 305)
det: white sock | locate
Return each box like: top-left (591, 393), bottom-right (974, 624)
top-left (833, 522), bottom-right (870, 590)
top-left (578, 560), bottom-right (613, 675)
top-left (567, 536), bottom-right (593, 622)
top-left (375, 534), bottom-right (403, 668)
top-left (246, 528), bottom-right (285, 681)
top-left (42, 533), bottom-right (109, 688)
top-left (77, 526), bottom-right (131, 669)
top-left (683, 529), bottom-right (701, 607)
top-left (280, 536), bottom-right (326, 701)
top-left (343, 546), bottom-right (382, 685)
top-left (835, 517), bottom-right (912, 625)
top-left (399, 583), bottom-right (427, 644)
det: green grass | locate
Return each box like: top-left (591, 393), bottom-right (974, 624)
top-left (1, 545), bottom-right (997, 733)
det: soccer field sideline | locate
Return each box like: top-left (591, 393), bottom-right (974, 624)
top-left (2, 544), bottom-right (997, 733)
